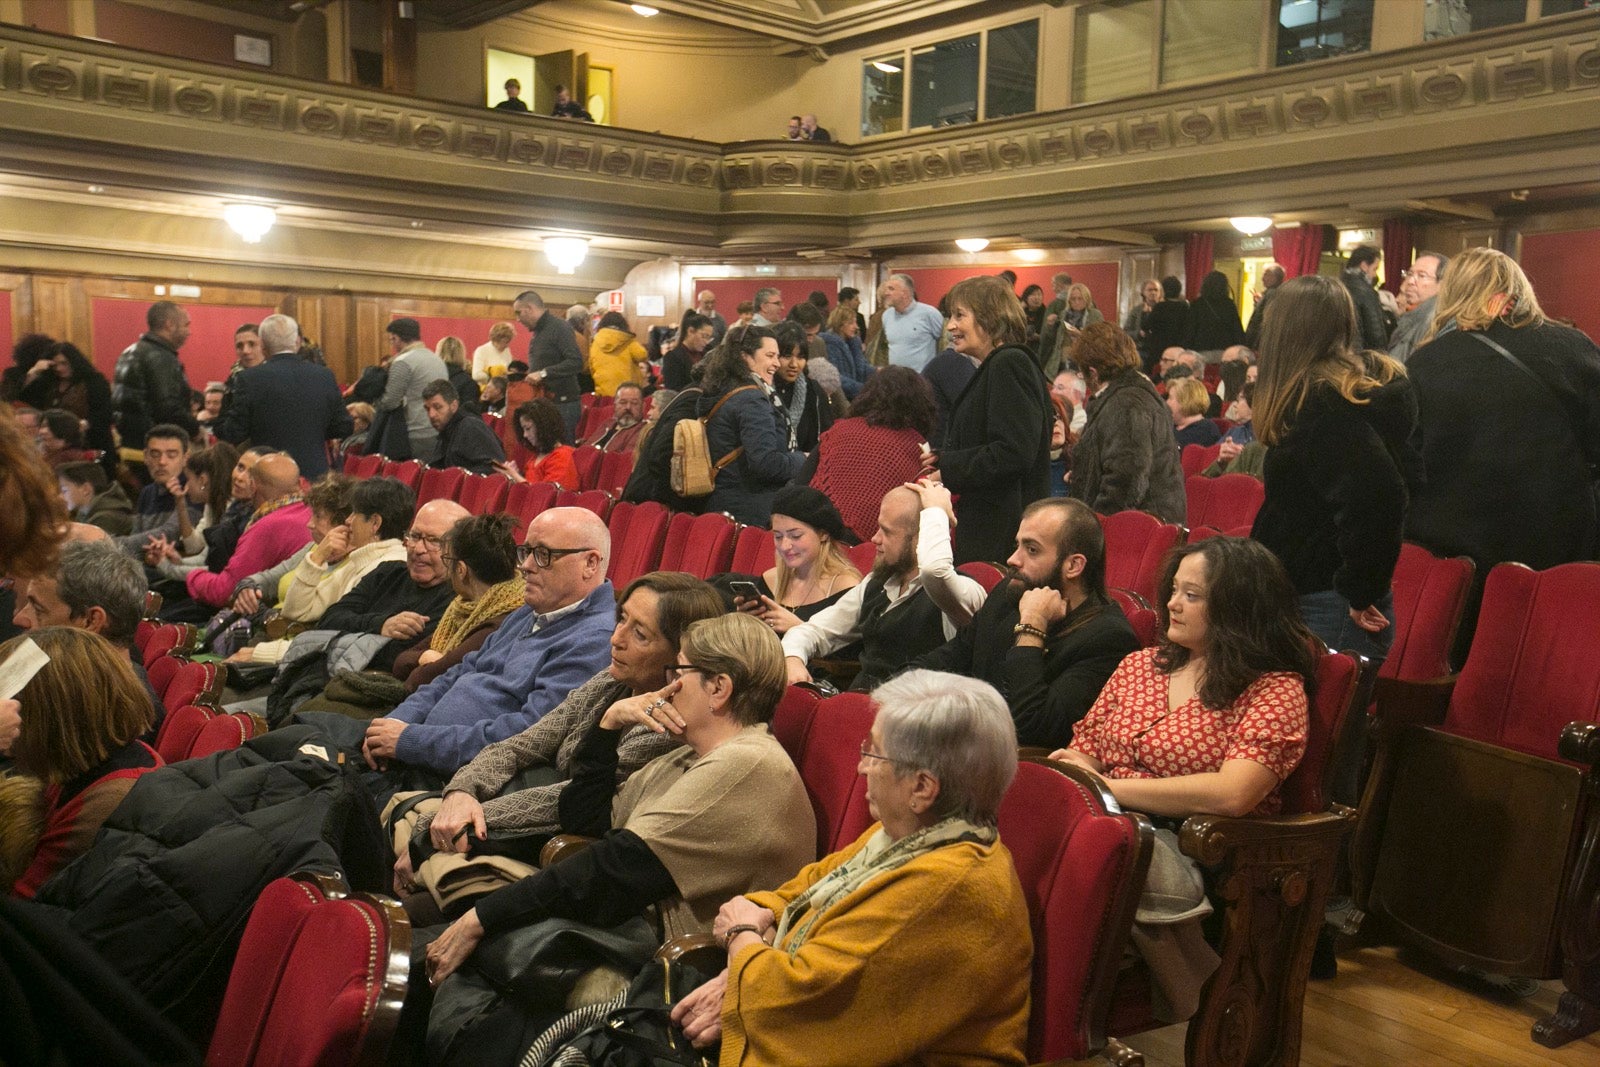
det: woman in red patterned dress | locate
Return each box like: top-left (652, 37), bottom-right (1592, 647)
top-left (1052, 535), bottom-right (1318, 819)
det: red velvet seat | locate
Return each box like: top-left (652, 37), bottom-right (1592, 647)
top-left (188, 711), bottom-right (268, 759)
top-left (606, 500), bottom-right (670, 587)
top-left (456, 472), bottom-right (510, 516)
top-left (1380, 542), bottom-right (1474, 684)
top-left (571, 446), bottom-right (603, 491)
top-left (1180, 443), bottom-right (1221, 479)
top-left (1005, 761), bottom-right (1152, 1063)
top-left (1099, 510), bottom-right (1185, 607)
top-left (729, 524), bottom-right (775, 574)
top-left (956, 561), bottom-right (1006, 593)
top-left (1356, 562), bottom-right (1600, 1047)
top-left (775, 688), bottom-right (877, 856)
top-left (344, 453), bottom-right (383, 479)
top-left (553, 488), bottom-right (612, 522)
top-left (208, 872), bottom-right (409, 1067)
top-left (1183, 474), bottom-right (1264, 532)
top-left (155, 703), bottom-right (219, 764)
top-left (415, 466), bottom-right (464, 507)
top-left (504, 481), bottom-right (559, 542)
top-left (595, 449), bottom-right (635, 495)
top-left (659, 512), bottom-right (736, 580)
top-left (141, 623), bottom-right (198, 670)
top-left (160, 659), bottom-right (223, 715)
top-left (380, 459), bottom-right (423, 492)
top-left (846, 540), bottom-right (877, 576)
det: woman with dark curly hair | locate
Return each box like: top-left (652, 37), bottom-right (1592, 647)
top-left (696, 324), bottom-right (805, 526)
top-left (498, 398), bottom-right (581, 489)
top-left (806, 366), bottom-right (937, 542)
top-left (1, 333), bottom-right (57, 405)
top-left (26, 343), bottom-right (116, 460)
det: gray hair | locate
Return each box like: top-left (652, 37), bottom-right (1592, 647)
top-left (258, 314), bottom-right (299, 356)
top-left (888, 273), bottom-right (917, 297)
top-left (55, 541), bottom-right (148, 646)
top-left (871, 669), bottom-right (1017, 825)
top-left (753, 287), bottom-right (780, 310)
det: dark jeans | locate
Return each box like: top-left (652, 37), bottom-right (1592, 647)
top-left (1298, 589), bottom-right (1394, 666)
top-left (555, 398), bottom-right (581, 443)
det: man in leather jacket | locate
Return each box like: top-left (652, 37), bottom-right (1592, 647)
top-left (112, 301), bottom-right (197, 443)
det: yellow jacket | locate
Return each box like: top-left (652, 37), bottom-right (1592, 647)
top-left (589, 327), bottom-right (647, 397)
top-left (720, 825), bottom-right (1032, 1067)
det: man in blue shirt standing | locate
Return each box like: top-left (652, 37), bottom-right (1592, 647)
top-left (880, 273), bottom-right (945, 372)
top-left (359, 507), bottom-right (616, 795)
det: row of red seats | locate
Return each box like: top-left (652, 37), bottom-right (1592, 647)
top-left (345, 447), bottom-right (636, 502)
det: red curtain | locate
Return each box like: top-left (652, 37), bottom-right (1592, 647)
top-left (1271, 224), bottom-right (1324, 279)
top-left (1184, 233), bottom-right (1215, 299)
top-left (1381, 218), bottom-right (1415, 295)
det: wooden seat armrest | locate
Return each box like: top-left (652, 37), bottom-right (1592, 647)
top-left (1371, 675), bottom-right (1455, 727)
top-left (1560, 721), bottom-right (1600, 767)
top-left (1179, 805), bottom-right (1358, 866)
top-left (1018, 746), bottom-right (1054, 761)
top-left (539, 834), bottom-right (596, 867)
top-left (655, 932), bottom-right (725, 978)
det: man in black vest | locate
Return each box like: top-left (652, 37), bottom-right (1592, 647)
top-left (781, 483), bottom-right (987, 692)
top-left (914, 497), bottom-right (1138, 750)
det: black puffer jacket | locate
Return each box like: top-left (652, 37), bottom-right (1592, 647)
top-left (112, 334), bottom-right (196, 443)
top-left (1068, 369), bottom-right (1186, 524)
top-left (36, 727), bottom-right (387, 1038)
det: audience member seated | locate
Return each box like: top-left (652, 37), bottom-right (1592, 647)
top-left (238, 476), bottom-right (409, 664)
top-left (2, 628), bottom-right (160, 898)
top-left (697, 325), bottom-right (804, 527)
top-left (11, 540), bottom-right (159, 725)
top-left (917, 498), bottom-right (1138, 749)
top-left (1203, 381), bottom-right (1265, 479)
top-left (498, 398), bottom-right (581, 488)
top-left (724, 485), bottom-right (860, 635)
top-left (112, 424), bottom-right (203, 560)
top-left (1067, 323), bottom-right (1187, 524)
top-left (579, 382), bottom-right (647, 453)
top-left (671, 669), bottom-right (1031, 1064)
top-left (57, 461), bottom-right (132, 537)
top-left (1167, 378), bottom-right (1223, 449)
top-left (804, 366), bottom-right (935, 543)
top-left (422, 612), bottom-right (815, 1056)
top-left (478, 377), bottom-right (506, 417)
top-left (784, 482), bottom-right (987, 692)
top-left (1050, 536), bottom-right (1315, 1020)
top-left (341, 400), bottom-right (374, 459)
top-left (589, 311), bottom-right (649, 398)
top-left (304, 507), bottom-right (615, 800)
top-left (437, 336), bottom-right (482, 416)
top-left (145, 443), bottom-right (244, 585)
top-left (170, 453), bottom-right (311, 615)
top-left (769, 322), bottom-right (835, 453)
top-left (391, 572), bottom-right (725, 905)
top-left (819, 304), bottom-right (873, 399)
top-left (424, 380), bottom-right (506, 475)
top-left (390, 513), bottom-right (525, 692)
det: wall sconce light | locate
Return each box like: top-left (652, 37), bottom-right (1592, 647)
top-left (631, 4), bottom-right (659, 15)
top-left (223, 203), bottom-right (276, 243)
top-left (955, 237), bottom-right (989, 253)
top-left (544, 236), bottom-right (589, 274)
top-left (1229, 216), bottom-right (1273, 236)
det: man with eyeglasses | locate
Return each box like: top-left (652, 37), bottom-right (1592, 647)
top-left (355, 507), bottom-right (615, 798)
top-left (751, 287), bottom-right (784, 328)
top-left (1388, 252), bottom-right (1450, 363)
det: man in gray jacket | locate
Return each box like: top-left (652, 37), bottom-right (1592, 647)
top-left (378, 317), bottom-right (448, 460)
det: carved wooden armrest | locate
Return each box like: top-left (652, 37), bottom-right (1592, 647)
top-left (539, 833), bottom-right (596, 867)
top-left (1371, 675), bottom-right (1455, 728)
top-left (1018, 746), bottom-right (1054, 761)
top-left (1560, 721), bottom-right (1600, 767)
top-left (1535, 720), bottom-right (1600, 1048)
top-left (1180, 807), bottom-right (1357, 868)
top-left (655, 932), bottom-right (725, 978)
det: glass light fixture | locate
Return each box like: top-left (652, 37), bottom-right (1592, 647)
top-left (223, 203), bottom-right (276, 243)
top-left (1012, 248), bottom-right (1047, 262)
top-left (544, 236), bottom-right (589, 274)
top-left (955, 237), bottom-right (989, 253)
top-left (870, 60), bottom-right (902, 73)
top-left (1229, 216), bottom-right (1273, 236)
top-left (630, 4), bottom-right (659, 15)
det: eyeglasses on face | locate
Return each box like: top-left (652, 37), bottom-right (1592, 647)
top-left (665, 663), bottom-right (704, 675)
top-left (1401, 270), bottom-right (1437, 282)
top-left (859, 741), bottom-right (909, 766)
top-left (516, 543), bottom-right (593, 568)
top-left (402, 530), bottom-right (445, 548)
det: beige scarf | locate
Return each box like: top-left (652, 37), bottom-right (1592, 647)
top-left (428, 578), bottom-right (526, 653)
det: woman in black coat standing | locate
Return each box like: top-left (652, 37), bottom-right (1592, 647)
top-left (1250, 274), bottom-right (1419, 662)
top-left (923, 275), bottom-right (1051, 564)
top-left (1186, 270), bottom-right (1247, 357)
top-left (697, 325), bottom-right (805, 526)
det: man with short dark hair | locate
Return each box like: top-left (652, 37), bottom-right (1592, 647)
top-left (425, 379), bottom-right (506, 474)
top-left (377, 317), bottom-right (448, 461)
top-left (580, 382), bottom-right (647, 453)
top-left (1388, 252), bottom-right (1450, 362)
top-left (112, 300), bottom-right (195, 442)
top-left (914, 497), bottom-right (1139, 749)
top-left (1342, 245), bottom-right (1390, 351)
top-left (217, 313), bottom-right (351, 478)
top-left (837, 286), bottom-right (867, 337)
top-left (1244, 264), bottom-right (1285, 349)
top-left (494, 78), bottom-right (529, 112)
top-left (513, 290), bottom-right (585, 439)
top-left (114, 425), bottom-right (201, 560)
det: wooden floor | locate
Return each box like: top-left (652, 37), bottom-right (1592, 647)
top-left (1121, 945), bottom-right (1600, 1066)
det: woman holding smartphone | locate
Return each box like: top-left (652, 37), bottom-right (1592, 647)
top-left (723, 485), bottom-right (860, 636)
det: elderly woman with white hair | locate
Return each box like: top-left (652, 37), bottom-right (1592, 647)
top-left (672, 669), bottom-right (1034, 1066)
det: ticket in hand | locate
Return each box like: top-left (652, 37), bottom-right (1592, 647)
top-left (0, 637), bottom-right (49, 700)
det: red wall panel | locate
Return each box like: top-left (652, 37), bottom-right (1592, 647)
top-left (91, 298), bottom-right (275, 390)
top-left (889, 262), bottom-right (1122, 318)
top-left (689, 277), bottom-right (845, 321)
top-left (1519, 230), bottom-right (1600, 345)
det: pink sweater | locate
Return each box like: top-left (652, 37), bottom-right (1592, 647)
top-left (186, 501), bottom-right (313, 608)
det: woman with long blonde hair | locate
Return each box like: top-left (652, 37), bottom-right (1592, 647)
top-left (1250, 274), bottom-right (1419, 661)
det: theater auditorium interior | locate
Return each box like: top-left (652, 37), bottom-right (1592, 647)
top-left (1, 1), bottom-right (1599, 1065)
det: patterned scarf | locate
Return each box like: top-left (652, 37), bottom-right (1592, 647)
top-left (753, 373), bottom-right (798, 451)
top-left (428, 577), bottom-right (526, 653)
top-left (773, 815), bottom-right (995, 957)
top-left (247, 493), bottom-right (302, 528)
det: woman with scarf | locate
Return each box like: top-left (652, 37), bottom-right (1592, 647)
top-left (697, 325), bottom-right (805, 526)
top-left (769, 322), bottom-right (834, 453)
top-left (671, 669), bottom-right (1032, 1065)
